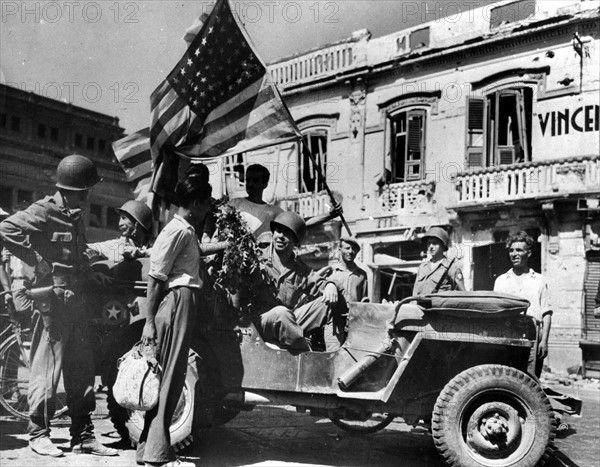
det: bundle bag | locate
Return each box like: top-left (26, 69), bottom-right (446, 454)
top-left (113, 342), bottom-right (161, 411)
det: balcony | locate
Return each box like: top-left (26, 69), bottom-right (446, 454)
top-left (268, 41), bottom-right (361, 90)
top-left (379, 180), bottom-right (436, 214)
top-left (454, 156), bottom-right (600, 207)
top-left (276, 191), bottom-right (331, 219)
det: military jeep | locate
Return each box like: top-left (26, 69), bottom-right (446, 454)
top-left (95, 258), bottom-right (576, 467)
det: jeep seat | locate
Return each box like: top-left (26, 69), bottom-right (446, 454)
top-left (415, 291), bottom-right (530, 318)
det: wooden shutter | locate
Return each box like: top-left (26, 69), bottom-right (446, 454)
top-left (467, 98), bottom-right (484, 168)
top-left (406, 112), bottom-right (424, 180)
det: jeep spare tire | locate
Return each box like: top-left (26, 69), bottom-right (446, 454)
top-left (432, 364), bottom-right (556, 467)
top-left (108, 358), bottom-right (198, 452)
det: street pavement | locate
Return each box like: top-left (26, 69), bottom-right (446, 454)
top-left (1, 380), bottom-right (598, 467)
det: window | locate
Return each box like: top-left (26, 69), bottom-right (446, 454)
top-left (106, 207), bottom-right (120, 231)
top-left (16, 189), bottom-right (33, 206)
top-left (409, 27), bottom-right (430, 50)
top-left (37, 123), bottom-right (46, 139)
top-left (223, 154), bottom-right (247, 192)
top-left (300, 129), bottom-right (327, 194)
top-left (87, 136), bottom-right (95, 150)
top-left (0, 114), bottom-right (6, 128)
top-left (50, 127), bottom-right (59, 141)
top-left (467, 87), bottom-right (533, 168)
top-left (490, 0), bottom-right (536, 28)
top-left (0, 186), bottom-right (12, 212)
top-left (11, 116), bottom-right (20, 132)
top-left (75, 133), bottom-right (83, 147)
top-left (89, 203), bottom-right (103, 228)
top-left (98, 139), bottom-right (106, 152)
top-left (389, 109), bottom-right (426, 182)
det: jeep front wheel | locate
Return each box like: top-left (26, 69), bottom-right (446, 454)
top-left (432, 364), bottom-right (555, 467)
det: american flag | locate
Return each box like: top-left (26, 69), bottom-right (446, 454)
top-left (112, 128), bottom-right (152, 203)
top-left (150, 0), bottom-right (300, 165)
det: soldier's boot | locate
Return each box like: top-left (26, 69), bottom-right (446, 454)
top-left (72, 438), bottom-right (118, 456)
top-left (29, 436), bottom-right (64, 457)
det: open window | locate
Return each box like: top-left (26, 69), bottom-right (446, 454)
top-left (390, 109), bottom-right (426, 182)
top-left (466, 87), bottom-right (532, 169)
top-left (300, 129), bottom-right (328, 194)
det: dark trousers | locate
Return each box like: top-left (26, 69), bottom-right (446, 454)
top-left (27, 308), bottom-right (96, 443)
top-left (137, 287), bottom-right (198, 464)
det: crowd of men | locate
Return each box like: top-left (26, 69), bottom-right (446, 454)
top-left (0, 154), bottom-right (554, 466)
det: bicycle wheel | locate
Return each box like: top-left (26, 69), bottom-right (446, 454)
top-left (0, 334), bottom-right (68, 420)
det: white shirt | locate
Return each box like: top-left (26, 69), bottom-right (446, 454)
top-left (149, 215), bottom-right (202, 289)
top-left (494, 268), bottom-right (552, 321)
top-left (229, 198), bottom-right (283, 237)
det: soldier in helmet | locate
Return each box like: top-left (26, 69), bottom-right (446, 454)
top-left (412, 227), bottom-right (465, 296)
top-left (0, 155), bottom-right (118, 457)
top-left (87, 199), bottom-right (153, 262)
top-left (253, 211), bottom-right (345, 352)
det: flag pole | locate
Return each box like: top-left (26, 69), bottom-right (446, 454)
top-left (299, 139), bottom-right (353, 237)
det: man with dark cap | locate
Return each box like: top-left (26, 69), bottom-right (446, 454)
top-left (254, 211), bottom-right (345, 351)
top-left (412, 227), bottom-right (465, 296)
top-left (0, 155), bottom-right (118, 457)
top-left (328, 236), bottom-right (368, 303)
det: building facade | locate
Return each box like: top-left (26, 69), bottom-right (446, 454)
top-left (0, 83), bottom-right (128, 242)
top-left (211, 0), bottom-right (600, 374)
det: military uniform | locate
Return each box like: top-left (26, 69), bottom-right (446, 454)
top-left (255, 244), bottom-right (344, 351)
top-left (0, 192), bottom-right (97, 444)
top-left (412, 257), bottom-right (465, 296)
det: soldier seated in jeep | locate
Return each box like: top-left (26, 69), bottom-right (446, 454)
top-left (253, 211), bottom-right (346, 352)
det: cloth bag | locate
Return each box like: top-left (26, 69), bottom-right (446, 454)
top-left (113, 342), bottom-right (161, 411)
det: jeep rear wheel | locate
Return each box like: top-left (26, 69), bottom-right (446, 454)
top-left (432, 364), bottom-right (555, 467)
top-left (108, 359), bottom-right (197, 452)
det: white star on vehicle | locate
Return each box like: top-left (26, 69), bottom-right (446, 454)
top-left (107, 305), bottom-right (121, 320)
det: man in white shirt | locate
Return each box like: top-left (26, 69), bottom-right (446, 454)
top-left (137, 177), bottom-right (212, 467)
top-left (230, 164), bottom-right (342, 237)
top-left (494, 231), bottom-right (552, 376)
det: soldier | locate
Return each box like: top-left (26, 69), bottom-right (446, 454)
top-left (412, 227), bottom-right (465, 296)
top-left (328, 236), bottom-right (369, 303)
top-left (254, 211), bottom-right (345, 352)
top-left (0, 155), bottom-right (118, 457)
top-left (87, 199), bottom-right (153, 262)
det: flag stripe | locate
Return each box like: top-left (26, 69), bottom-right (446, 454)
top-left (202, 84), bottom-right (276, 137)
top-left (203, 78), bottom-right (264, 125)
top-left (200, 113), bottom-right (293, 157)
top-left (119, 150), bottom-right (152, 170)
top-left (195, 92), bottom-right (289, 154)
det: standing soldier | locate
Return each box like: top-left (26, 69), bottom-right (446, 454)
top-left (413, 227), bottom-right (465, 296)
top-left (0, 155), bottom-right (118, 457)
top-left (328, 236), bottom-right (369, 303)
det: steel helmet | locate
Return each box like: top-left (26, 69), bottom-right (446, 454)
top-left (423, 227), bottom-right (449, 250)
top-left (117, 200), bottom-right (153, 231)
top-left (56, 155), bottom-right (102, 191)
top-left (270, 211), bottom-right (307, 244)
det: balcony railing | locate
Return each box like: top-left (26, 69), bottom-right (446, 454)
top-left (269, 42), bottom-right (358, 89)
top-left (455, 157), bottom-right (600, 205)
top-left (379, 180), bottom-right (436, 213)
top-left (276, 191), bottom-right (331, 219)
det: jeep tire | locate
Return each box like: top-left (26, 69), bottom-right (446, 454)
top-left (108, 356), bottom-right (198, 452)
top-left (432, 364), bottom-right (556, 467)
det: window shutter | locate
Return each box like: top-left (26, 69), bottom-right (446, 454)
top-left (468, 98), bottom-right (484, 131)
top-left (467, 98), bottom-right (485, 168)
top-left (407, 115), bottom-right (422, 153)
